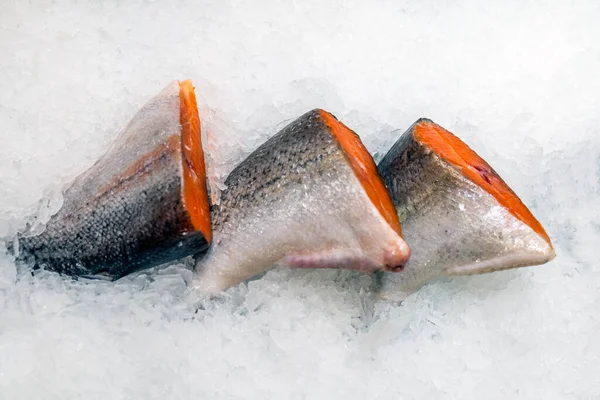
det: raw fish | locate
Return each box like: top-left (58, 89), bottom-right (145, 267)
top-left (376, 119), bottom-right (555, 301)
top-left (194, 109), bottom-right (411, 292)
top-left (11, 80), bottom-right (211, 279)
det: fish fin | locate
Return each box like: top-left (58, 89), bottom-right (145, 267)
top-left (444, 249), bottom-right (556, 276)
top-left (279, 249), bottom-right (380, 272)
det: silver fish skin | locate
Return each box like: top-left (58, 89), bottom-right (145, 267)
top-left (194, 109), bottom-right (410, 293)
top-left (11, 81), bottom-right (211, 279)
top-left (376, 118), bottom-right (555, 301)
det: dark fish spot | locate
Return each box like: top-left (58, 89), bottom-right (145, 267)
top-left (473, 165), bottom-right (492, 184)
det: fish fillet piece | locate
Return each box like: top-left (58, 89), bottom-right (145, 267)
top-left (376, 118), bottom-right (555, 301)
top-left (194, 109), bottom-right (410, 293)
top-left (12, 80), bottom-right (211, 279)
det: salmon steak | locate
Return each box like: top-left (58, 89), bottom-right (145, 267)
top-left (194, 109), bottom-right (411, 293)
top-left (11, 80), bottom-right (211, 279)
top-left (376, 118), bottom-right (555, 301)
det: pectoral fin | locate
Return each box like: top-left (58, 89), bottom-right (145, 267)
top-left (279, 249), bottom-right (381, 272)
top-left (444, 250), bottom-right (556, 276)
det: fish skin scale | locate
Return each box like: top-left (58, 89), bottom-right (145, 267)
top-left (211, 112), bottom-right (337, 228)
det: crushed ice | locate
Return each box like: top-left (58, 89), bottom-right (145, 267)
top-left (1, 0), bottom-right (599, 398)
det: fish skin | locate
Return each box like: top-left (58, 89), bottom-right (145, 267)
top-left (194, 109), bottom-right (410, 293)
top-left (376, 118), bottom-right (555, 301)
top-left (11, 81), bottom-right (210, 279)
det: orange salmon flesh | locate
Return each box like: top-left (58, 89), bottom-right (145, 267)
top-left (320, 110), bottom-right (403, 236)
top-left (413, 119), bottom-right (552, 246)
top-left (179, 80), bottom-right (212, 242)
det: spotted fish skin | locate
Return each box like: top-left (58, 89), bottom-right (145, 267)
top-left (376, 119), bottom-right (555, 301)
top-left (12, 81), bottom-right (210, 279)
top-left (194, 109), bottom-right (410, 293)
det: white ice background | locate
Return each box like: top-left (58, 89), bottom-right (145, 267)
top-left (1, 1), bottom-right (599, 399)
